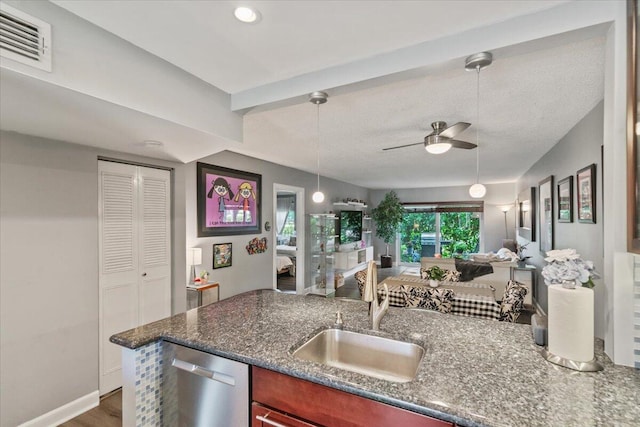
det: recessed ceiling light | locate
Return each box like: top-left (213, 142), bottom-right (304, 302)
top-left (143, 140), bottom-right (164, 148)
top-left (234, 6), bottom-right (260, 23)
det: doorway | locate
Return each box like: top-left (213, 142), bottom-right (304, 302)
top-left (273, 184), bottom-right (305, 293)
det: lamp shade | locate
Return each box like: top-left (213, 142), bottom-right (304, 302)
top-left (187, 248), bottom-right (202, 265)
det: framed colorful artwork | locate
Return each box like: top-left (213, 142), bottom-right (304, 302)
top-left (557, 176), bottom-right (573, 223)
top-left (577, 164), bottom-right (596, 224)
top-left (197, 162), bottom-right (262, 236)
top-left (538, 176), bottom-right (554, 254)
top-left (213, 243), bottom-right (232, 269)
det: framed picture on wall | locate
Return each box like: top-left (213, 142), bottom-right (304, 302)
top-left (577, 163), bottom-right (596, 224)
top-left (557, 176), bottom-right (573, 223)
top-left (213, 243), bottom-right (232, 269)
top-left (517, 187), bottom-right (536, 242)
top-left (538, 176), bottom-right (554, 254)
top-left (197, 162), bottom-right (262, 237)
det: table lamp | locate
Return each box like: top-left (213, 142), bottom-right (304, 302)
top-left (187, 248), bottom-right (202, 285)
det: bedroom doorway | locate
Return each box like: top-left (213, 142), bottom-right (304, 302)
top-left (273, 184), bottom-right (305, 294)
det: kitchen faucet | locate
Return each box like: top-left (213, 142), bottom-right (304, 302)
top-left (362, 261), bottom-right (389, 331)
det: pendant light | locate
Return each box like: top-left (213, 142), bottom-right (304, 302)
top-left (309, 91), bottom-right (328, 203)
top-left (465, 52), bottom-right (492, 199)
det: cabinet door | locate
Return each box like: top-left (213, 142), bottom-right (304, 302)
top-left (252, 403), bottom-right (318, 427)
top-left (252, 367), bottom-right (453, 427)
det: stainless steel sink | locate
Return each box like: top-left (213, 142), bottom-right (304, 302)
top-left (292, 329), bottom-right (424, 383)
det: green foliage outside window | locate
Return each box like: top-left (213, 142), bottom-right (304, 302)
top-left (400, 211), bottom-right (480, 262)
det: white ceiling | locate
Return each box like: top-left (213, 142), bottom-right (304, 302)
top-left (4, 0), bottom-right (606, 190)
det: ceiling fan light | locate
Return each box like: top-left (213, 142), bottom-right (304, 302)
top-left (425, 142), bottom-right (452, 154)
top-left (312, 191), bottom-right (325, 203)
top-left (469, 183), bottom-right (487, 198)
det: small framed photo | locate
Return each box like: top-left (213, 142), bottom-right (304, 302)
top-left (557, 176), bottom-right (573, 223)
top-left (213, 243), bottom-right (232, 269)
top-left (576, 164), bottom-right (596, 224)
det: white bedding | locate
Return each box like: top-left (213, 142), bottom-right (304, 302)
top-left (276, 255), bottom-right (293, 272)
top-left (276, 245), bottom-right (297, 257)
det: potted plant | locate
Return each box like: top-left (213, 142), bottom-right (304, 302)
top-left (371, 191), bottom-right (404, 268)
top-left (425, 265), bottom-right (445, 287)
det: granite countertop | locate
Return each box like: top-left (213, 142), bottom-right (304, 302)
top-left (111, 290), bottom-right (640, 427)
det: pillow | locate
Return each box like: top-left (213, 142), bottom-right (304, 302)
top-left (502, 280), bottom-right (528, 301)
top-left (420, 267), bottom-right (460, 282)
top-left (499, 280), bottom-right (528, 322)
top-left (443, 269), bottom-right (461, 282)
top-left (401, 285), bottom-right (455, 313)
top-left (354, 269), bottom-right (368, 295)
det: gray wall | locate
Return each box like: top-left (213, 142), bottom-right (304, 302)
top-left (185, 151), bottom-right (369, 300)
top-left (369, 183), bottom-right (517, 261)
top-left (516, 101), bottom-right (604, 337)
top-left (0, 131), bottom-right (186, 426)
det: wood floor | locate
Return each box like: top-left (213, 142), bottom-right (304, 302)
top-left (60, 389), bottom-right (122, 427)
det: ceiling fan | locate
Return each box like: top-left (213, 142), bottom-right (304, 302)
top-left (383, 121), bottom-right (476, 154)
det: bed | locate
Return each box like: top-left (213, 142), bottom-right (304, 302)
top-left (276, 245), bottom-right (297, 257)
top-left (277, 255), bottom-right (294, 275)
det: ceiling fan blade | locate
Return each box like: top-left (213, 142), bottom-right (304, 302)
top-left (449, 139), bottom-right (477, 149)
top-left (382, 141), bottom-right (424, 151)
top-left (439, 122), bottom-right (471, 139)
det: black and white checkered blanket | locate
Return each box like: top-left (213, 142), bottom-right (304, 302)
top-left (377, 280), bottom-right (500, 320)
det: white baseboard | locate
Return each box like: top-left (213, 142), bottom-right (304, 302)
top-left (19, 390), bottom-right (99, 427)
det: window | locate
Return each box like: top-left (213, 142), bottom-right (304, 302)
top-left (399, 202), bottom-right (482, 263)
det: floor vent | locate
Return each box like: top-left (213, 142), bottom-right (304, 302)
top-left (0, 3), bottom-right (51, 72)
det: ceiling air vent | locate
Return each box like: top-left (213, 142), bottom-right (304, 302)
top-left (0, 3), bottom-right (51, 72)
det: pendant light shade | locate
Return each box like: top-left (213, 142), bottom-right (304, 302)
top-left (469, 183), bottom-right (487, 198)
top-left (309, 91), bottom-right (328, 204)
top-left (465, 52), bottom-right (492, 199)
top-left (312, 191), bottom-right (325, 203)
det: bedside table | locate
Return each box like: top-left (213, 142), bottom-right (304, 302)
top-left (186, 282), bottom-right (220, 309)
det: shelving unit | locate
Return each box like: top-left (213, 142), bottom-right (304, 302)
top-left (362, 215), bottom-right (372, 247)
top-left (306, 214), bottom-right (337, 296)
top-left (333, 201), bottom-right (368, 208)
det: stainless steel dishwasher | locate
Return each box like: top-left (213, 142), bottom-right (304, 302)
top-left (162, 342), bottom-right (249, 426)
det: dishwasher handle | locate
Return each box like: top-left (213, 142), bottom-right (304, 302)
top-left (171, 357), bottom-right (236, 386)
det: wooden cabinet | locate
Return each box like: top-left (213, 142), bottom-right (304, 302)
top-left (252, 366), bottom-right (453, 427)
top-left (252, 403), bottom-right (318, 427)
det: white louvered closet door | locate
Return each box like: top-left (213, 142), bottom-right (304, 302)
top-left (98, 161), bottom-right (171, 395)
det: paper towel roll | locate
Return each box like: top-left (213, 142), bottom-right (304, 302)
top-left (548, 284), bottom-right (594, 362)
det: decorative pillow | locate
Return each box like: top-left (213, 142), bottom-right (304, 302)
top-left (355, 269), bottom-right (367, 295)
top-left (502, 280), bottom-right (528, 301)
top-left (419, 267), bottom-right (460, 282)
top-left (499, 280), bottom-right (528, 322)
top-left (401, 285), bottom-right (455, 313)
top-left (443, 269), bottom-right (461, 282)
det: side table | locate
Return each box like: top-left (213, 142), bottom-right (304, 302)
top-left (186, 282), bottom-right (220, 309)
